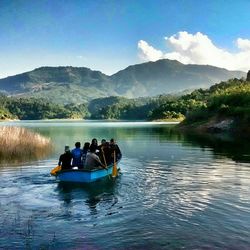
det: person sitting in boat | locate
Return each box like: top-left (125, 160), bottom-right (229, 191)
top-left (84, 144), bottom-right (106, 170)
top-left (104, 141), bottom-right (112, 164)
top-left (97, 139), bottom-right (107, 152)
top-left (58, 146), bottom-right (72, 170)
top-left (71, 142), bottom-right (83, 168)
top-left (90, 138), bottom-right (98, 153)
top-left (82, 142), bottom-right (90, 166)
top-left (98, 139), bottom-right (109, 166)
top-left (110, 138), bottom-right (122, 161)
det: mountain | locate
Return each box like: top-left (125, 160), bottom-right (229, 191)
top-left (0, 66), bottom-right (116, 104)
top-left (111, 60), bottom-right (245, 96)
top-left (0, 60), bottom-right (246, 104)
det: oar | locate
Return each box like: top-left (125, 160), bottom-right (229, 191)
top-left (101, 147), bottom-right (110, 178)
top-left (50, 165), bottom-right (61, 176)
top-left (101, 147), bottom-right (107, 168)
top-left (112, 150), bottom-right (118, 178)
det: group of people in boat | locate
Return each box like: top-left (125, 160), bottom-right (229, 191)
top-left (58, 138), bottom-right (122, 170)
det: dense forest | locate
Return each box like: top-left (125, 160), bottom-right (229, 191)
top-left (88, 77), bottom-right (250, 124)
top-left (0, 77), bottom-right (250, 128)
top-left (0, 93), bottom-right (186, 121)
top-left (0, 94), bottom-right (89, 120)
top-left (182, 78), bottom-right (250, 124)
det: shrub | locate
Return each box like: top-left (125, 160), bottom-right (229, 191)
top-left (0, 126), bottom-right (52, 163)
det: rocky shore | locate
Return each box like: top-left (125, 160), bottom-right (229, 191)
top-left (178, 116), bottom-right (250, 137)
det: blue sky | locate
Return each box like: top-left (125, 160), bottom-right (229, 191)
top-left (0, 0), bottom-right (250, 78)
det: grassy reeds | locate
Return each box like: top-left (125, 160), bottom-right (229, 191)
top-left (0, 126), bottom-right (52, 163)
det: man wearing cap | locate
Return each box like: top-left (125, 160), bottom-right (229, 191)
top-left (58, 146), bottom-right (72, 170)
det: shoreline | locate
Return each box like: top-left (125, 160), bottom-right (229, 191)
top-left (177, 116), bottom-right (250, 138)
top-left (0, 118), bottom-right (180, 124)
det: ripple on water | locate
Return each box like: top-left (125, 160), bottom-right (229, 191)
top-left (1, 123), bottom-right (250, 249)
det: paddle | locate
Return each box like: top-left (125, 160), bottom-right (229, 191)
top-left (101, 147), bottom-right (110, 179)
top-left (50, 165), bottom-right (61, 176)
top-left (101, 147), bottom-right (107, 167)
top-left (112, 150), bottom-right (118, 178)
top-left (101, 147), bottom-right (108, 169)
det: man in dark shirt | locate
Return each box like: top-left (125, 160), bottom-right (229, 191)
top-left (58, 146), bottom-right (72, 170)
top-left (98, 139), bottom-right (109, 166)
top-left (90, 138), bottom-right (98, 153)
top-left (110, 138), bottom-right (122, 161)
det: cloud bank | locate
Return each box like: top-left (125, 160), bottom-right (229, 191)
top-left (138, 31), bottom-right (250, 72)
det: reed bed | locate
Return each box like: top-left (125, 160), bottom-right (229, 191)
top-left (0, 126), bottom-right (52, 163)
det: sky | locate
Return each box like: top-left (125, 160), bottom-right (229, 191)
top-left (0, 0), bottom-right (250, 78)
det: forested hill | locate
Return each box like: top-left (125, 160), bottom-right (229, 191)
top-left (0, 67), bottom-right (115, 104)
top-left (110, 60), bottom-right (245, 97)
top-left (178, 77), bottom-right (250, 135)
top-left (0, 59), bottom-right (245, 104)
top-left (1, 76), bottom-right (249, 131)
top-left (87, 77), bottom-right (250, 123)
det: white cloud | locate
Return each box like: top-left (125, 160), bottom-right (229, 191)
top-left (236, 38), bottom-right (250, 51)
top-left (138, 31), bottom-right (250, 72)
top-left (138, 40), bottom-right (163, 61)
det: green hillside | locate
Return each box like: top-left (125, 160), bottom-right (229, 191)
top-left (86, 77), bottom-right (250, 130)
top-left (0, 66), bottom-right (115, 104)
top-left (110, 59), bottom-right (245, 97)
top-left (178, 77), bottom-right (250, 134)
top-left (1, 75), bottom-right (249, 136)
top-left (0, 60), bottom-right (245, 104)
top-left (0, 94), bottom-right (89, 120)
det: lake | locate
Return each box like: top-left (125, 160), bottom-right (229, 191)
top-left (0, 120), bottom-right (250, 249)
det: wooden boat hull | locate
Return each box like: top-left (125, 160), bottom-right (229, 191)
top-left (55, 163), bottom-right (119, 183)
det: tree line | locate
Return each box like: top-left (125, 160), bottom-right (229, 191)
top-left (0, 95), bottom-right (89, 120)
top-left (0, 77), bottom-right (249, 123)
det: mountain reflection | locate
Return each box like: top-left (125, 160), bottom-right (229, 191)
top-left (3, 120), bottom-right (249, 163)
top-left (181, 131), bottom-right (250, 163)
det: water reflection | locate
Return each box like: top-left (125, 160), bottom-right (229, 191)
top-left (181, 131), bottom-right (250, 163)
top-left (2, 120), bottom-right (249, 163)
top-left (56, 178), bottom-right (118, 216)
top-left (0, 121), bottom-right (249, 249)
top-left (37, 123), bottom-right (250, 163)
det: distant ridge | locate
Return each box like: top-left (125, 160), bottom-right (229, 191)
top-left (0, 59), bottom-right (245, 104)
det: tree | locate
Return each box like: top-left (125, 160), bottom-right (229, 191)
top-left (247, 70), bottom-right (250, 81)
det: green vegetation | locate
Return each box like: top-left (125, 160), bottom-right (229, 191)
top-left (88, 95), bottom-right (182, 120)
top-left (0, 93), bottom-right (15, 120)
top-left (0, 93), bottom-right (189, 121)
top-left (88, 96), bottom-right (153, 120)
top-left (178, 78), bottom-right (250, 135)
top-left (0, 126), bottom-right (52, 163)
top-left (0, 77), bottom-right (249, 129)
top-left (87, 92), bottom-right (208, 121)
top-left (0, 95), bottom-right (89, 120)
top-left (87, 77), bottom-right (250, 127)
top-left (182, 78), bottom-right (250, 124)
top-left (0, 62), bottom-right (245, 104)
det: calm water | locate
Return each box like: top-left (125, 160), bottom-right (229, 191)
top-left (0, 120), bottom-right (250, 250)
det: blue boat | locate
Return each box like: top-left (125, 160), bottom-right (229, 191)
top-left (53, 158), bottom-right (121, 183)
